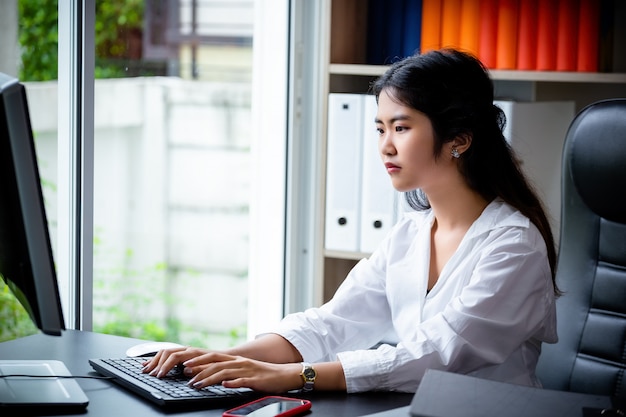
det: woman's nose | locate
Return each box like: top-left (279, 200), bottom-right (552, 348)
top-left (380, 134), bottom-right (395, 155)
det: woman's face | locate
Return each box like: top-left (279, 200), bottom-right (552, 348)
top-left (375, 89), bottom-right (452, 193)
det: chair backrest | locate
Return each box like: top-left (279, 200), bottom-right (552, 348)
top-left (536, 99), bottom-right (626, 397)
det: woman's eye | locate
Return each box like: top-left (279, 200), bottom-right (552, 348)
top-left (395, 125), bottom-right (406, 132)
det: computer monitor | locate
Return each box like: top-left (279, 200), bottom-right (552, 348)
top-left (0, 72), bottom-right (65, 336)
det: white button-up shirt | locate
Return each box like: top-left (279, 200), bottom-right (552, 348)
top-left (269, 199), bottom-right (558, 393)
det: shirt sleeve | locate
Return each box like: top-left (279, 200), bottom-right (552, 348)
top-left (270, 251), bottom-right (394, 364)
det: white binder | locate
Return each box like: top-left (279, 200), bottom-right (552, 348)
top-left (359, 94), bottom-right (398, 253)
top-left (494, 100), bottom-right (575, 237)
top-left (324, 93), bottom-right (364, 252)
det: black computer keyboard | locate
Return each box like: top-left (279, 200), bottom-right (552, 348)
top-left (89, 357), bottom-right (256, 408)
top-left (107, 357), bottom-right (250, 398)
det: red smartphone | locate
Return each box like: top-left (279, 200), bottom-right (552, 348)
top-left (222, 396), bottom-right (311, 417)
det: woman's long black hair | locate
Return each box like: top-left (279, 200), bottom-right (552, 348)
top-left (371, 49), bottom-right (559, 294)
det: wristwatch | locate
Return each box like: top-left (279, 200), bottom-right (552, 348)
top-left (300, 362), bottom-right (316, 392)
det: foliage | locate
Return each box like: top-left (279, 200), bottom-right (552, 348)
top-left (91, 236), bottom-right (246, 349)
top-left (94, 0), bottom-right (145, 78)
top-left (18, 0), bottom-right (145, 81)
top-left (18, 0), bottom-right (58, 81)
top-left (0, 281), bottom-right (39, 342)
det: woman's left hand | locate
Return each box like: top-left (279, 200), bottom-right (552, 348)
top-left (183, 352), bottom-right (303, 393)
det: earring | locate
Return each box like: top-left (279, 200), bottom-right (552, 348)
top-left (451, 147), bottom-right (460, 159)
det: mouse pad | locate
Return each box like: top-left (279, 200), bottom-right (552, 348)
top-left (0, 360), bottom-right (89, 413)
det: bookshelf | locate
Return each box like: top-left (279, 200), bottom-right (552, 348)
top-left (316, 0), bottom-right (626, 304)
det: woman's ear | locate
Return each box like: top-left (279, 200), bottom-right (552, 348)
top-left (453, 134), bottom-right (472, 156)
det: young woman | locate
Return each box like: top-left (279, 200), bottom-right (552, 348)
top-left (143, 49), bottom-right (558, 394)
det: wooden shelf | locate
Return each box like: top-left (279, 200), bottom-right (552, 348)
top-left (324, 249), bottom-right (370, 261)
top-left (329, 63), bottom-right (626, 84)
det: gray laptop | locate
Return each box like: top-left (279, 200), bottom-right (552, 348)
top-left (0, 360), bottom-right (89, 414)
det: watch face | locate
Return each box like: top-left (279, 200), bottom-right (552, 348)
top-left (303, 368), bottom-right (316, 379)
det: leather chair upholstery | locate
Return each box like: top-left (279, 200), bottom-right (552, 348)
top-left (536, 99), bottom-right (626, 397)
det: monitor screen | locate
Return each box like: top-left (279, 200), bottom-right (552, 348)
top-left (0, 72), bottom-right (65, 336)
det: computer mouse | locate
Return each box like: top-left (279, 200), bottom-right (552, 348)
top-left (125, 341), bottom-right (184, 358)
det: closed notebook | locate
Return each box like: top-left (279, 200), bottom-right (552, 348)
top-left (410, 369), bottom-right (612, 417)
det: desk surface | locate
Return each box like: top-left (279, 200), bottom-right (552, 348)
top-left (0, 330), bottom-right (413, 416)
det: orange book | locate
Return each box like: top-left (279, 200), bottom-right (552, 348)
top-left (459, 0), bottom-right (481, 56)
top-left (441, 0), bottom-right (462, 48)
top-left (478, 0), bottom-right (498, 68)
top-left (516, 0), bottom-right (538, 70)
top-left (495, 0), bottom-right (519, 69)
top-left (536, 0), bottom-right (558, 70)
top-left (421, 0), bottom-right (442, 53)
top-left (577, 0), bottom-right (600, 72)
top-left (556, 0), bottom-right (580, 71)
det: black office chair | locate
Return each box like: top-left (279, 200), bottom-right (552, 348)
top-left (535, 99), bottom-right (626, 397)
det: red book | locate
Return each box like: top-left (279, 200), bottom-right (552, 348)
top-left (517, 0), bottom-right (538, 70)
top-left (478, 0), bottom-right (498, 68)
top-left (459, 0), bottom-right (481, 56)
top-left (577, 0), bottom-right (600, 72)
top-left (421, 0), bottom-right (442, 53)
top-left (441, 0), bottom-right (462, 48)
top-left (496, 0), bottom-right (519, 69)
top-left (536, 0), bottom-right (558, 70)
top-left (556, 0), bottom-right (580, 71)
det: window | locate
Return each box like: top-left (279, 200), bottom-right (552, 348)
top-left (91, 0), bottom-right (256, 348)
top-left (5, 0), bottom-right (290, 347)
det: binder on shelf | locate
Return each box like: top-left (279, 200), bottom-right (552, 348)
top-left (402, 0), bottom-right (423, 58)
top-left (536, 0), bottom-right (558, 70)
top-left (478, 0), bottom-right (499, 68)
top-left (556, 0), bottom-right (580, 71)
top-left (494, 100), bottom-right (575, 237)
top-left (440, 0), bottom-right (462, 48)
top-left (359, 95), bottom-right (398, 254)
top-left (366, 0), bottom-right (387, 64)
top-left (495, 0), bottom-right (519, 69)
top-left (385, 0), bottom-right (407, 63)
top-left (577, 0), bottom-right (600, 72)
top-left (325, 93), bottom-right (364, 252)
top-left (612, 0), bottom-right (626, 73)
top-left (420, 0), bottom-right (442, 53)
top-left (516, 0), bottom-right (538, 70)
top-left (458, 0), bottom-right (481, 56)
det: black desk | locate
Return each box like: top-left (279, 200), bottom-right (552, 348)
top-left (0, 330), bottom-right (413, 416)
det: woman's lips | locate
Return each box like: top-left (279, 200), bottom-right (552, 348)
top-left (385, 162), bottom-right (400, 174)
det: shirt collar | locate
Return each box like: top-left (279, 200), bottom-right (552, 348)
top-left (465, 198), bottom-right (530, 240)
